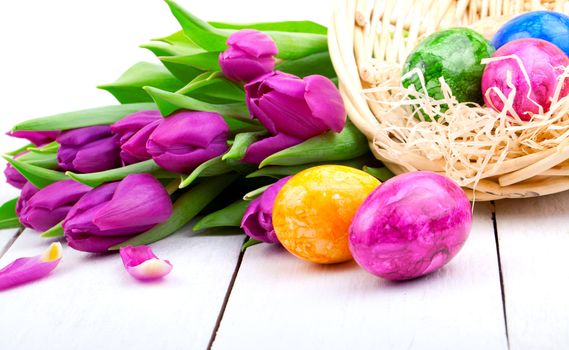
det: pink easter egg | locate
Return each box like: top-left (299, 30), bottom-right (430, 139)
top-left (481, 38), bottom-right (569, 121)
top-left (349, 172), bottom-right (472, 281)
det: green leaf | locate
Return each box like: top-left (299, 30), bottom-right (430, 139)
top-left (165, 0), bottom-right (228, 51)
top-left (12, 103), bottom-right (156, 132)
top-left (6, 143), bottom-right (33, 156)
top-left (363, 166), bottom-right (395, 182)
top-left (241, 238), bottom-right (262, 252)
top-left (276, 51), bottom-right (336, 78)
top-left (247, 156), bottom-right (374, 178)
top-left (0, 198), bottom-right (22, 230)
top-left (224, 117), bottom-right (264, 135)
top-left (243, 184), bottom-right (271, 200)
top-left (144, 86), bottom-right (248, 118)
top-left (161, 52), bottom-right (221, 72)
top-left (41, 222), bottom-right (64, 238)
top-left (98, 62), bottom-right (185, 104)
top-left (3, 156), bottom-right (67, 188)
top-left (193, 199), bottom-right (249, 230)
top-left (260, 122), bottom-right (369, 167)
top-left (151, 30), bottom-right (199, 49)
top-left (179, 156), bottom-right (234, 189)
top-left (27, 141), bottom-right (60, 153)
top-left (17, 150), bottom-right (58, 169)
top-left (67, 159), bottom-right (175, 187)
top-left (209, 20), bottom-right (327, 34)
top-left (176, 71), bottom-right (244, 102)
top-left (110, 174), bottom-right (238, 249)
top-left (222, 131), bottom-right (267, 161)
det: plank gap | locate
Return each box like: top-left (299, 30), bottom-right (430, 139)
top-left (207, 236), bottom-right (248, 350)
top-left (0, 227), bottom-right (24, 259)
top-left (491, 200), bottom-right (511, 349)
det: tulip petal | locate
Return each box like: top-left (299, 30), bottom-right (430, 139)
top-left (93, 174), bottom-right (173, 230)
top-left (119, 245), bottom-right (172, 281)
top-left (242, 133), bottom-right (302, 164)
top-left (4, 163), bottom-right (27, 189)
top-left (304, 75), bottom-right (347, 133)
top-left (226, 30), bottom-right (278, 57)
top-left (111, 110), bottom-right (162, 145)
top-left (57, 126), bottom-right (113, 146)
top-left (121, 119), bottom-right (161, 164)
top-left (0, 242), bottom-right (62, 291)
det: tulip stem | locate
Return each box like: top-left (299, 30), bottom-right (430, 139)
top-left (165, 178), bottom-right (182, 195)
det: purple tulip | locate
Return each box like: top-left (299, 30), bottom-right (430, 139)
top-left (63, 174), bottom-right (173, 253)
top-left (17, 180), bottom-right (91, 232)
top-left (111, 110), bottom-right (163, 164)
top-left (219, 29), bottom-right (278, 82)
top-left (16, 182), bottom-right (39, 215)
top-left (146, 111), bottom-right (230, 173)
top-left (243, 71), bottom-right (346, 163)
top-left (7, 130), bottom-right (60, 146)
top-left (240, 176), bottom-right (291, 244)
top-left (57, 125), bottom-right (121, 173)
top-left (4, 163), bottom-right (27, 189)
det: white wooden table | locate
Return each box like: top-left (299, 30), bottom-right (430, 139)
top-left (1, 1), bottom-right (568, 349)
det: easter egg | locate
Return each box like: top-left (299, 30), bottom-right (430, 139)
top-left (482, 38), bottom-right (569, 120)
top-left (349, 171), bottom-right (471, 280)
top-left (402, 28), bottom-right (495, 107)
top-left (493, 11), bottom-right (569, 57)
top-left (273, 165), bottom-right (380, 264)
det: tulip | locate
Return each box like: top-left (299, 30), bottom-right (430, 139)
top-left (7, 130), bottom-right (60, 146)
top-left (119, 245), bottom-right (172, 281)
top-left (4, 163), bottom-right (27, 189)
top-left (240, 176), bottom-right (291, 244)
top-left (111, 110), bottom-right (163, 164)
top-left (57, 125), bottom-right (121, 173)
top-left (219, 29), bottom-right (278, 82)
top-left (243, 71), bottom-right (346, 163)
top-left (0, 243), bottom-right (62, 291)
top-left (16, 182), bottom-right (39, 215)
top-left (63, 174), bottom-right (173, 253)
top-left (146, 111), bottom-right (229, 173)
top-left (17, 180), bottom-right (91, 232)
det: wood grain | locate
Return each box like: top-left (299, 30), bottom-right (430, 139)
top-left (0, 228), bottom-right (244, 350)
top-left (212, 203), bottom-right (508, 350)
top-left (495, 192), bottom-right (569, 350)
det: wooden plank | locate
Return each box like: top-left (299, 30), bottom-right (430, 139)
top-left (0, 229), bottom-right (244, 350)
top-left (212, 203), bottom-right (508, 350)
top-left (495, 192), bottom-right (569, 350)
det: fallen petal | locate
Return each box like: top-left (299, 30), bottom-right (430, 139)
top-left (119, 245), bottom-right (172, 281)
top-left (0, 242), bottom-right (62, 291)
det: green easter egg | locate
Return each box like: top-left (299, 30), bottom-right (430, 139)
top-left (402, 28), bottom-right (495, 107)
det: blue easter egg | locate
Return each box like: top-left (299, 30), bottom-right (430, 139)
top-left (492, 11), bottom-right (569, 57)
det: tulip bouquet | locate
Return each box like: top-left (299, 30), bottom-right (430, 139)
top-left (0, 0), bottom-right (393, 288)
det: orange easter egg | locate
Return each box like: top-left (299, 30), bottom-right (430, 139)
top-left (273, 165), bottom-right (380, 264)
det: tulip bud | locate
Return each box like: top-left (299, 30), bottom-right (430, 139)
top-left (17, 180), bottom-right (91, 232)
top-left (240, 176), bottom-right (291, 244)
top-left (146, 111), bottom-right (229, 173)
top-left (57, 125), bottom-right (121, 173)
top-left (8, 130), bottom-right (60, 146)
top-left (111, 110), bottom-right (163, 164)
top-left (63, 174), bottom-right (173, 253)
top-left (219, 29), bottom-right (278, 82)
top-left (243, 71), bottom-right (346, 163)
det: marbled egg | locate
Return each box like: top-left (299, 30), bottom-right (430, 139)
top-left (402, 28), bottom-right (495, 107)
top-left (349, 171), bottom-right (472, 281)
top-left (493, 11), bottom-right (569, 57)
top-left (273, 165), bottom-right (380, 264)
top-left (482, 38), bottom-right (569, 120)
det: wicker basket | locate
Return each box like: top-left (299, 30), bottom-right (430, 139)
top-left (329, 0), bottom-right (569, 200)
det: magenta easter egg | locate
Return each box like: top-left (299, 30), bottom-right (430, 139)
top-left (349, 172), bottom-right (472, 280)
top-left (482, 38), bottom-right (569, 121)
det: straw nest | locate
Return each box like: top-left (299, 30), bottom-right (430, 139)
top-left (329, 0), bottom-right (569, 200)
